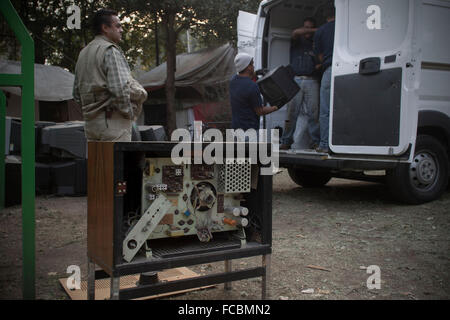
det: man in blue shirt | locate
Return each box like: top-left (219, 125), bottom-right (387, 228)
top-left (280, 17), bottom-right (321, 150)
top-left (229, 53), bottom-right (279, 133)
top-left (314, 6), bottom-right (335, 153)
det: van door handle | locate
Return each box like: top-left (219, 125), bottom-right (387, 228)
top-left (359, 57), bottom-right (381, 75)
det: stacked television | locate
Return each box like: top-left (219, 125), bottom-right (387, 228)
top-left (4, 119), bottom-right (87, 206)
top-left (4, 118), bottom-right (168, 207)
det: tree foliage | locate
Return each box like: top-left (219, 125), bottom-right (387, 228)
top-left (2, 0), bottom-right (260, 70)
top-left (1, 0), bottom-right (110, 70)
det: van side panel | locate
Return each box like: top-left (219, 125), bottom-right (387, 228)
top-left (420, 1), bottom-right (450, 65)
top-left (332, 68), bottom-right (402, 146)
top-left (417, 110), bottom-right (450, 150)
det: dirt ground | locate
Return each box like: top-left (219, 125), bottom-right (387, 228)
top-left (0, 170), bottom-right (449, 300)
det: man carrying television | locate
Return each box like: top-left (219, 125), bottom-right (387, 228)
top-left (229, 53), bottom-right (279, 139)
top-left (280, 17), bottom-right (321, 151)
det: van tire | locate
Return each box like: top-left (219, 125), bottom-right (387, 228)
top-left (288, 168), bottom-right (332, 188)
top-left (387, 134), bottom-right (449, 204)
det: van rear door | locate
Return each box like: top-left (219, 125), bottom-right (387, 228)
top-left (330, 0), bottom-right (421, 159)
top-left (237, 10), bottom-right (258, 57)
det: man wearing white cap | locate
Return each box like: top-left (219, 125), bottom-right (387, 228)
top-left (229, 53), bottom-right (279, 132)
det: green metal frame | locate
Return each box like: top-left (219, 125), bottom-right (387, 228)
top-left (0, 1), bottom-right (36, 299)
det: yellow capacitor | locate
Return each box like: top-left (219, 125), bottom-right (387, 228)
top-left (149, 163), bottom-right (155, 176)
top-left (168, 229), bottom-right (184, 237)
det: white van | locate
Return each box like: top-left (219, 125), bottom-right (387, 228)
top-left (238, 0), bottom-right (450, 204)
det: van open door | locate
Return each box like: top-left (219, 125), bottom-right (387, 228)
top-left (330, 0), bottom-right (421, 160)
top-left (237, 10), bottom-right (258, 57)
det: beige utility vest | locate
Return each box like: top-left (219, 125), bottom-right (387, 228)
top-left (74, 35), bottom-right (126, 120)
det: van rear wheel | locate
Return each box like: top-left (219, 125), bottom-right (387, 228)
top-left (387, 135), bottom-right (449, 204)
top-left (288, 168), bottom-right (332, 188)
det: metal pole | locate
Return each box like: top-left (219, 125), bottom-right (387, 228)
top-left (262, 254), bottom-right (271, 300)
top-left (0, 0), bottom-right (35, 299)
top-left (87, 258), bottom-right (96, 300)
top-left (224, 260), bottom-right (232, 290)
top-left (110, 277), bottom-right (120, 300)
top-left (21, 23), bottom-right (36, 301)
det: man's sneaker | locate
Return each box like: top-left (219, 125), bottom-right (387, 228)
top-left (315, 146), bottom-right (330, 153)
top-left (310, 143), bottom-right (319, 150)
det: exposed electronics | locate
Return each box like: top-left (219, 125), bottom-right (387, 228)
top-left (122, 158), bottom-right (253, 262)
top-left (87, 142), bottom-right (272, 300)
top-left (256, 65), bottom-right (300, 108)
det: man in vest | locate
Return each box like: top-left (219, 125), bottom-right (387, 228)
top-left (73, 9), bottom-right (147, 141)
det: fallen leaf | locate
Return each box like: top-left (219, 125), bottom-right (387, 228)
top-left (301, 288), bottom-right (314, 294)
top-left (279, 296), bottom-right (289, 300)
top-left (317, 289), bottom-right (331, 295)
top-left (306, 265), bottom-right (331, 272)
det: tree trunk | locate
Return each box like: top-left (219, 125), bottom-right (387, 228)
top-left (164, 11), bottom-right (177, 137)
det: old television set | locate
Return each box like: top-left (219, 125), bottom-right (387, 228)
top-left (50, 159), bottom-right (87, 196)
top-left (138, 125), bottom-right (167, 141)
top-left (40, 121), bottom-right (87, 159)
top-left (256, 65), bottom-right (300, 108)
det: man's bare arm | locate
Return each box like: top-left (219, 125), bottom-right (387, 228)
top-left (317, 53), bottom-right (324, 64)
top-left (254, 106), bottom-right (279, 116)
top-left (292, 27), bottom-right (317, 40)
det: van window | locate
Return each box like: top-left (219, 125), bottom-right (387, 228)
top-left (348, 0), bottom-right (409, 54)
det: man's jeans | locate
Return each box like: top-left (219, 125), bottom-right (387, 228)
top-left (280, 77), bottom-right (320, 148)
top-left (319, 67), bottom-right (332, 150)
